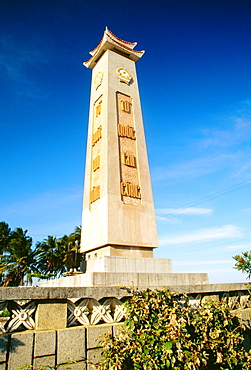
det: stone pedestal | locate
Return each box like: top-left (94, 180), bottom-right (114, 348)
top-left (85, 256), bottom-right (172, 273)
top-left (40, 271), bottom-right (209, 287)
top-left (40, 256), bottom-right (208, 287)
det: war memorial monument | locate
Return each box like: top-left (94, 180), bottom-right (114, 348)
top-left (41, 28), bottom-right (208, 287)
top-left (2, 30), bottom-right (251, 370)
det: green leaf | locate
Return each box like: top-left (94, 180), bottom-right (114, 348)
top-left (165, 359), bottom-right (171, 368)
top-left (127, 320), bottom-right (135, 330)
top-left (164, 342), bottom-right (172, 350)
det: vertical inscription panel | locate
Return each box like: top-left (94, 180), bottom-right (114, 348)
top-left (117, 92), bottom-right (141, 206)
top-left (90, 96), bottom-right (102, 208)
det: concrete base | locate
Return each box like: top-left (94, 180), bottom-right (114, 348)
top-left (40, 256), bottom-right (208, 288)
top-left (85, 245), bottom-right (154, 259)
top-left (40, 271), bottom-right (209, 288)
top-left (85, 256), bottom-right (172, 273)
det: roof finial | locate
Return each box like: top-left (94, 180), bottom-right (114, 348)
top-left (84, 29), bottom-right (145, 69)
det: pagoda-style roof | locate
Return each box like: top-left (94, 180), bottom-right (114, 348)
top-left (84, 27), bottom-right (145, 69)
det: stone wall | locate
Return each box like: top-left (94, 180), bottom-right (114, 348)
top-left (0, 284), bottom-right (250, 369)
top-left (0, 322), bottom-right (122, 370)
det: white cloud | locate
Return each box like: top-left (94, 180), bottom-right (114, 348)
top-left (226, 244), bottom-right (251, 251)
top-left (153, 102), bottom-right (251, 182)
top-left (241, 207), bottom-right (251, 213)
top-left (159, 224), bottom-right (242, 246)
top-left (0, 35), bottom-right (48, 81)
top-left (199, 117), bottom-right (251, 149)
top-left (29, 220), bottom-right (81, 241)
top-left (175, 259), bottom-right (232, 266)
top-left (152, 153), bottom-right (236, 181)
top-left (233, 159), bottom-right (251, 179)
top-left (0, 187), bottom-right (82, 218)
top-left (156, 215), bottom-right (180, 223)
top-left (156, 207), bottom-right (213, 216)
top-left (0, 34), bottom-right (50, 100)
top-left (0, 187), bottom-right (83, 242)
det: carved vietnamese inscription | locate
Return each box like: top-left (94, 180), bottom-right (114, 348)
top-left (90, 185), bottom-right (100, 204)
top-left (121, 152), bottom-right (136, 167)
top-left (90, 96), bottom-right (102, 207)
top-left (92, 155), bottom-right (100, 171)
top-left (117, 92), bottom-right (141, 206)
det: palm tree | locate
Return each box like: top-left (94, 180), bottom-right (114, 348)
top-left (60, 226), bottom-right (82, 272)
top-left (69, 226), bottom-right (81, 245)
top-left (35, 226), bottom-right (82, 278)
top-left (0, 224), bottom-right (83, 284)
top-left (0, 222), bottom-right (11, 253)
top-left (35, 236), bottom-right (67, 279)
top-left (0, 222), bottom-right (11, 284)
top-left (0, 228), bottom-right (37, 286)
top-left (59, 226), bottom-right (82, 251)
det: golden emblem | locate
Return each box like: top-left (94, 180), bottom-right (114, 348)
top-left (116, 68), bottom-right (132, 85)
top-left (94, 72), bottom-right (103, 90)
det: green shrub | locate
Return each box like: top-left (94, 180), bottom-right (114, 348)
top-left (233, 251), bottom-right (251, 279)
top-left (95, 289), bottom-right (251, 370)
top-left (0, 309), bottom-right (10, 317)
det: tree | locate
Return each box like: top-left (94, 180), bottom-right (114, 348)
top-left (0, 227), bottom-right (37, 286)
top-left (95, 289), bottom-right (251, 370)
top-left (0, 222), bottom-right (11, 284)
top-left (35, 236), bottom-right (67, 279)
top-left (69, 225), bottom-right (81, 245)
top-left (0, 223), bottom-right (82, 284)
top-left (0, 222), bottom-right (11, 253)
top-left (35, 226), bottom-right (82, 279)
top-left (61, 226), bottom-right (82, 271)
top-left (233, 251), bottom-right (251, 279)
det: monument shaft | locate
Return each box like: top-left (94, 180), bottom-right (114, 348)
top-left (40, 29), bottom-right (209, 287)
top-left (81, 29), bottom-right (159, 259)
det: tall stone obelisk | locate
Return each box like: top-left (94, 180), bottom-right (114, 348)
top-left (81, 28), bottom-right (159, 260)
top-left (40, 28), bottom-right (209, 287)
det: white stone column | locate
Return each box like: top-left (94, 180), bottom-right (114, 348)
top-left (81, 30), bottom-right (159, 260)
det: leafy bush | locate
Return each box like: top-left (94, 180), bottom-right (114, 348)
top-left (95, 289), bottom-right (251, 370)
top-left (233, 251), bottom-right (251, 279)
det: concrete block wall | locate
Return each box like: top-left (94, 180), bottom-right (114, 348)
top-left (0, 284), bottom-right (251, 369)
top-left (0, 323), bottom-right (122, 370)
top-left (1, 309), bottom-right (251, 370)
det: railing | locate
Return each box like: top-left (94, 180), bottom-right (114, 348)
top-left (0, 297), bottom-right (127, 332)
top-left (0, 283), bottom-right (250, 333)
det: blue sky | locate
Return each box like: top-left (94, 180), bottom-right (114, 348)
top-left (1, 0), bottom-right (251, 283)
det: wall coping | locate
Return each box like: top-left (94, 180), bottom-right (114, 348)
top-left (0, 282), bottom-right (249, 300)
